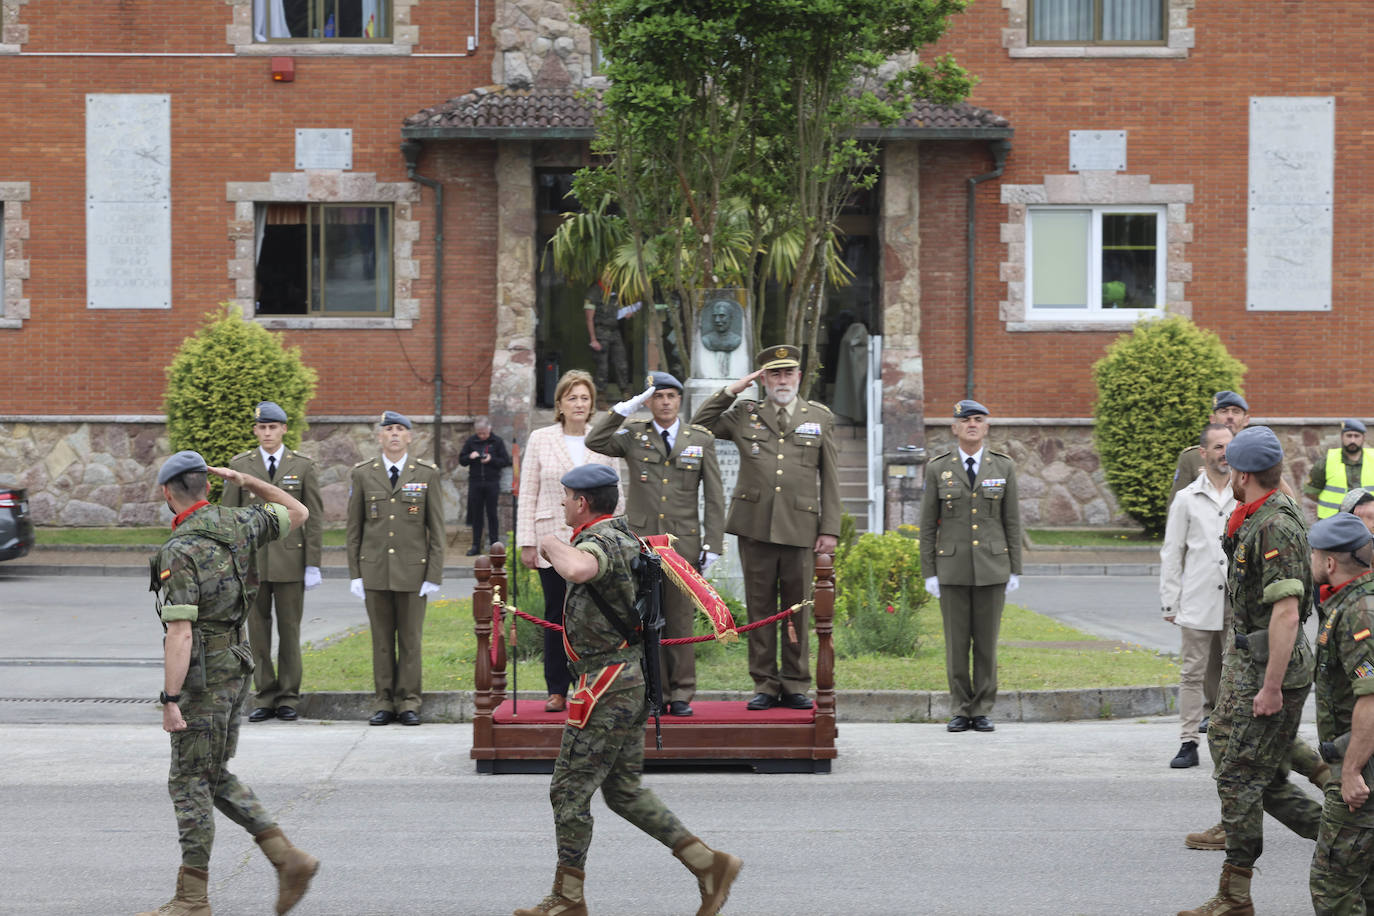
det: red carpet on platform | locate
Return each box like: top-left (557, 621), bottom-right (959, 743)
top-left (492, 699), bottom-right (816, 725)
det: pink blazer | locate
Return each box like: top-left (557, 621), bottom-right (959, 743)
top-left (516, 422), bottom-right (624, 568)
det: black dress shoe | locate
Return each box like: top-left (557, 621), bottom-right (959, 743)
top-left (746, 692), bottom-right (779, 711)
top-left (398, 711), bottom-right (421, 726)
top-left (971, 715), bottom-right (995, 732)
top-left (368, 710), bottom-right (395, 726)
top-left (780, 692), bottom-right (814, 710)
top-left (248, 707), bottom-right (276, 722)
top-left (947, 715), bottom-right (971, 732)
top-left (466, 546), bottom-right (481, 556)
top-left (667, 700), bottom-right (694, 717)
top-left (275, 705), bottom-right (298, 721)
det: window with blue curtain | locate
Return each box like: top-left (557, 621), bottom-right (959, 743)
top-left (1031, 0), bottom-right (1163, 43)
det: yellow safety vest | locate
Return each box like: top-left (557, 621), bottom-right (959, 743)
top-left (1316, 447), bottom-right (1374, 518)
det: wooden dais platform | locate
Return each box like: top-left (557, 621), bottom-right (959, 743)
top-left (469, 545), bottom-right (837, 774)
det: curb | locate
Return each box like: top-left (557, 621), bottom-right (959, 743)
top-left (1, 563), bottom-right (481, 580)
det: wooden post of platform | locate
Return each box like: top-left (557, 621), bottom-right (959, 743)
top-left (489, 544), bottom-right (509, 701)
top-left (813, 553), bottom-right (836, 744)
top-left (472, 555), bottom-right (495, 750)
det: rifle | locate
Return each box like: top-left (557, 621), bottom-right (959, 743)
top-left (585, 538), bottom-right (667, 749)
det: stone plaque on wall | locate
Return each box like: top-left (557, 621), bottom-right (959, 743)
top-left (1069, 130), bottom-right (1126, 172)
top-left (1247, 97), bottom-right (1334, 311)
top-left (296, 129), bottom-right (353, 170)
top-left (86, 94), bottom-right (172, 309)
top-left (701, 439), bottom-right (745, 602)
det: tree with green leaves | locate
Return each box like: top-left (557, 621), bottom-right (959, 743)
top-left (1093, 315), bottom-right (1246, 537)
top-left (558, 0), bottom-right (973, 383)
top-left (164, 304), bottom-right (318, 496)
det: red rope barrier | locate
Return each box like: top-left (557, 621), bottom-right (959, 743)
top-left (505, 602), bottom-right (809, 644)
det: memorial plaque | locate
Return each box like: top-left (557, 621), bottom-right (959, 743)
top-left (1247, 97), bottom-right (1334, 311)
top-left (296, 129), bottom-right (353, 170)
top-left (86, 94), bottom-right (171, 309)
top-left (1069, 130), bottom-right (1126, 172)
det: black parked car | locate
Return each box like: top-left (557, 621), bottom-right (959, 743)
top-left (0, 485), bottom-right (34, 561)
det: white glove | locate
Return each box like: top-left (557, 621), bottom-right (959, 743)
top-left (613, 383), bottom-right (657, 416)
top-left (419, 581), bottom-right (441, 598)
top-left (924, 576), bottom-right (940, 599)
top-left (700, 551), bottom-right (720, 572)
top-left (303, 566), bottom-right (322, 590)
top-left (350, 578), bottom-right (365, 600)
top-left (1005, 574), bottom-right (1020, 594)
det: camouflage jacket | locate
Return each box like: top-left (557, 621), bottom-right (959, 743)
top-left (564, 516), bottom-right (645, 680)
top-left (1315, 570), bottom-right (1374, 812)
top-left (1222, 491), bottom-right (1315, 692)
top-left (154, 503), bottom-right (288, 635)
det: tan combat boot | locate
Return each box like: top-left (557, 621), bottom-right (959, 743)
top-left (513, 865), bottom-right (587, 916)
top-left (1177, 863), bottom-right (1254, 916)
top-left (135, 865), bottom-right (211, 916)
top-left (672, 836), bottom-right (743, 916)
top-left (254, 827), bottom-right (320, 915)
top-left (1184, 821), bottom-right (1226, 850)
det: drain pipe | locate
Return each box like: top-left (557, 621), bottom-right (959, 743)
top-left (965, 138), bottom-right (1011, 399)
top-left (401, 139), bottom-right (445, 467)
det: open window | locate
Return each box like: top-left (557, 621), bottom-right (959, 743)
top-left (254, 0), bottom-right (390, 41)
top-left (254, 203), bottom-right (393, 316)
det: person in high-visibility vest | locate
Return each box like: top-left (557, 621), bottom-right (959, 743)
top-left (1303, 418), bottom-right (1374, 519)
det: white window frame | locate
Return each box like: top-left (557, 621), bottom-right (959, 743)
top-left (1002, 0), bottom-right (1193, 59)
top-left (1024, 204), bottom-right (1166, 323)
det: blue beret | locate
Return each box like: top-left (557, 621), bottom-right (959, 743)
top-left (650, 371), bottom-right (683, 392)
top-left (1340, 488), bottom-right (1374, 514)
top-left (1343, 418), bottom-right (1367, 434)
top-left (561, 464), bottom-right (619, 490)
top-left (1212, 391), bottom-right (1248, 412)
top-left (254, 401), bottom-right (288, 424)
top-left (953, 399), bottom-right (989, 419)
top-left (1309, 512), bottom-right (1372, 553)
top-left (378, 410), bottom-right (412, 430)
top-left (1226, 425), bottom-right (1283, 472)
top-left (157, 450), bottom-right (208, 486)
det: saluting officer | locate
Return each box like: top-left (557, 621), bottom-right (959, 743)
top-left (346, 411), bottom-right (446, 727)
top-left (221, 401), bottom-right (324, 724)
top-left (691, 345), bottom-right (840, 712)
top-left (919, 399), bottom-right (1023, 733)
top-left (585, 371), bottom-right (725, 716)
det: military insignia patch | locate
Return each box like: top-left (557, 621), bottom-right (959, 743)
top-left (160, 568), bottom-right (172, 581)
top-left (1236, 545), bottom-right (1247, 564)
top-left (1264, 548), bottom-right (1279, 560)
top-left (1356, 660), bottom-right (1374, 679)
top-left (942, 470), bottom-right (953, 479)
top-left (1355, 629), bottom-right (1371, 642)
top-left (775, 347), bottom-right (787, 359)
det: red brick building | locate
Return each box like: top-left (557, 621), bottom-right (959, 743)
top-left (0, 0), bottom-right (1358, 528)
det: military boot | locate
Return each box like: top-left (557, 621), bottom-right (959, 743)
top-left (1177, 863), bottom-right (1254, 916)
top-left (1184, 821), bottom-right (1227, 850)
top-left (254, 827), bottom-right (319, 915)
top-left (135, 865), bottom-right (211, 916)
top-left (513, 865), bottom-right (587, 916)
top-left (672, 836), bottom-right (743, 916)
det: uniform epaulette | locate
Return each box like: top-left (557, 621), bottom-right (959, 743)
top-left (689, 423), bottom-right (712, 434)
top-left (988, 449), bottom-right (1012, 461)
top-left (931, 449), bottom-right (953, 461)
top-left (807, 401), bottom-right (833, 414)
top-left (292, 450), bottom-right (314, 462)
top-left (231, 450), bottom-right (254, 461)
top-left (737, 399), bottom-right (759, 411)
top-left (415, 458), bottom-right (438, 469)
top-left (353, 458), bottom-right (375, 468)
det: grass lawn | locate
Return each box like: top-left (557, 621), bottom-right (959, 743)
top-left (1027, 527), bottom-right (1161, 548)
top-left (300, 597), bottom-right (1177, 693)
top-left (36, 526), bottom-right (350, 547)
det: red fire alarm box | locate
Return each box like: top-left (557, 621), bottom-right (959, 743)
top-left (271, 57), bottom-right (295, 82)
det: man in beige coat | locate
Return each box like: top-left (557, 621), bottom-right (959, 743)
top-left (346, 410), bottom-right (446, 726)
top-left (586, 371), bottom-right (725, 715)
top-left (692, 345), bottom-right (840, 711)
top-left (919, 399), bottom-right (1022, 733)
top-left (221, 400), bottom-right (324, 723)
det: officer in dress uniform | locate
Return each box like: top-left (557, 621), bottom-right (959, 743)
top-left (346, 411), bottom-right (446, 726)
top-left (691, 345), bottom-right (840, 711)
top-left (221, 401), bottom-right (324, 723)
top-left (585, 371), bottom-right (725, 716)
top-left (918, 399), bottom-right (1023, 733)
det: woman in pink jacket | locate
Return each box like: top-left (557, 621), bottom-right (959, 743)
top-left (516, 369), bottom-right (622, 712)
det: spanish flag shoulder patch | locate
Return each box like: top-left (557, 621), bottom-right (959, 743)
top-left (160, 569), bottom-right (172, 581)
top-left (1354, 628), bottom-right (1371, 642)
top-left (1263, 548), bottom-right (1279, 560)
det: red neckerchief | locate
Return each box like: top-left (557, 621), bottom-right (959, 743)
top-left (572, 514), bottom-right (614, 539)
top-left (1226, 488), bottom-right (1277, 538)
top-left (1320, 569), bottom-right (1373, 604)
top-left (172, 500), bottom-right (210, 529)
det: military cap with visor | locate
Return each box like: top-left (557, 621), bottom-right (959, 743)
top-left (1309, 512), bottom-right (1373, 553)
top-left (158, 450), bottom-right (209, 486)
top-left (1225, 425), bottom-right (1284, 473)
top-left (953, 399), bottom-right (990, 419)
top-left (649, 371), bottom-right (683, 393)
top-left (756, 345), bottom-right (801, 371)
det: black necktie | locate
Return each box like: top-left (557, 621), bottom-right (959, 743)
top-left (966, 456), bottom-right (976, 489)
top-left (267, 455), bottom-right (277, 480)
top-left (661, 429), bottom-right (671, 453)
top-left (389, 465), bottom-right (399, 488)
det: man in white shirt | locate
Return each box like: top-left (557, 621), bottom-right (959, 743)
top-left (1160, 423), bottom-right (1234, 768)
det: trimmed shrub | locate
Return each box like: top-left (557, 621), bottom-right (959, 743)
top-left (834, 530), bottom-right (929, 657)
top-left (1093, 315), bottom-right (1245, 537)
top-left (163, 304), bottom-right (318, 499)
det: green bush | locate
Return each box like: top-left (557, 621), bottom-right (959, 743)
top-left (833, 530), bottom-right (929, 657)
top-left (163, 304), bottom-right (318, 498)
top-left (503, 539), bottom-right (548, 662)
top-left (1093, 315), bottom-right (1245, 537)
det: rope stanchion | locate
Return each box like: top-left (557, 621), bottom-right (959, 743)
top-left (504, 601), bottom-right (813, 645)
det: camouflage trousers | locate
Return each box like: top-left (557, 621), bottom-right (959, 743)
top-left (591, 326), bottom-right (631, 398)
top-left (1208, 680), bottom-right (1321, 868)
top-left (1311, 790), bottom-right (1374, 915)
top-left (168, 648), bottom-right (275, 868)
top-left (550, 683), bottom-right (689, 870)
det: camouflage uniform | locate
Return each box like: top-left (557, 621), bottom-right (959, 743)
top-left (551, 516), bottom-right (690, 870)
top-left (154, 502), bottom-right (290, 868)
top-left (585, 285), bottom-right (630, 398)
top-left (1311, 572), bottom-right (1374, 913)
top-left (1211, 490), bottom-right (1321, 868)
